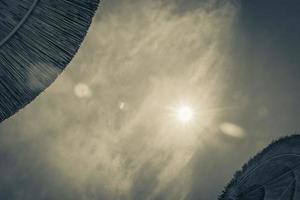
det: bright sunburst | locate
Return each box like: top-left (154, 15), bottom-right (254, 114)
top-left (176, 105), bottom-right (195, 123)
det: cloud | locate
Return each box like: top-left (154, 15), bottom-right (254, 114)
top-left (0, 0), bottom-right (239, 199)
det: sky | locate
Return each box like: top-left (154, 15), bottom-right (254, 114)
top-left (0, 0), bottom-right (300, 199)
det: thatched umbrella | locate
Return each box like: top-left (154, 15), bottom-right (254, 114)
top-left (220, 135), bottom-right (300, 200)
top-left (0, 0), bottom-right (100, 122)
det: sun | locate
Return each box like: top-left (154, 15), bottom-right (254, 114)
top-left (165, 101), bottom-right (198, 125)
top-left (176, 105), bottom-right (195, 123)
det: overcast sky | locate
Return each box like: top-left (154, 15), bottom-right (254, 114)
top-left (0, 0), bottom-right (300, 199)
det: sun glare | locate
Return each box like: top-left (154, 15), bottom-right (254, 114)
top-left (176, 105), bottom-right (195, 123)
